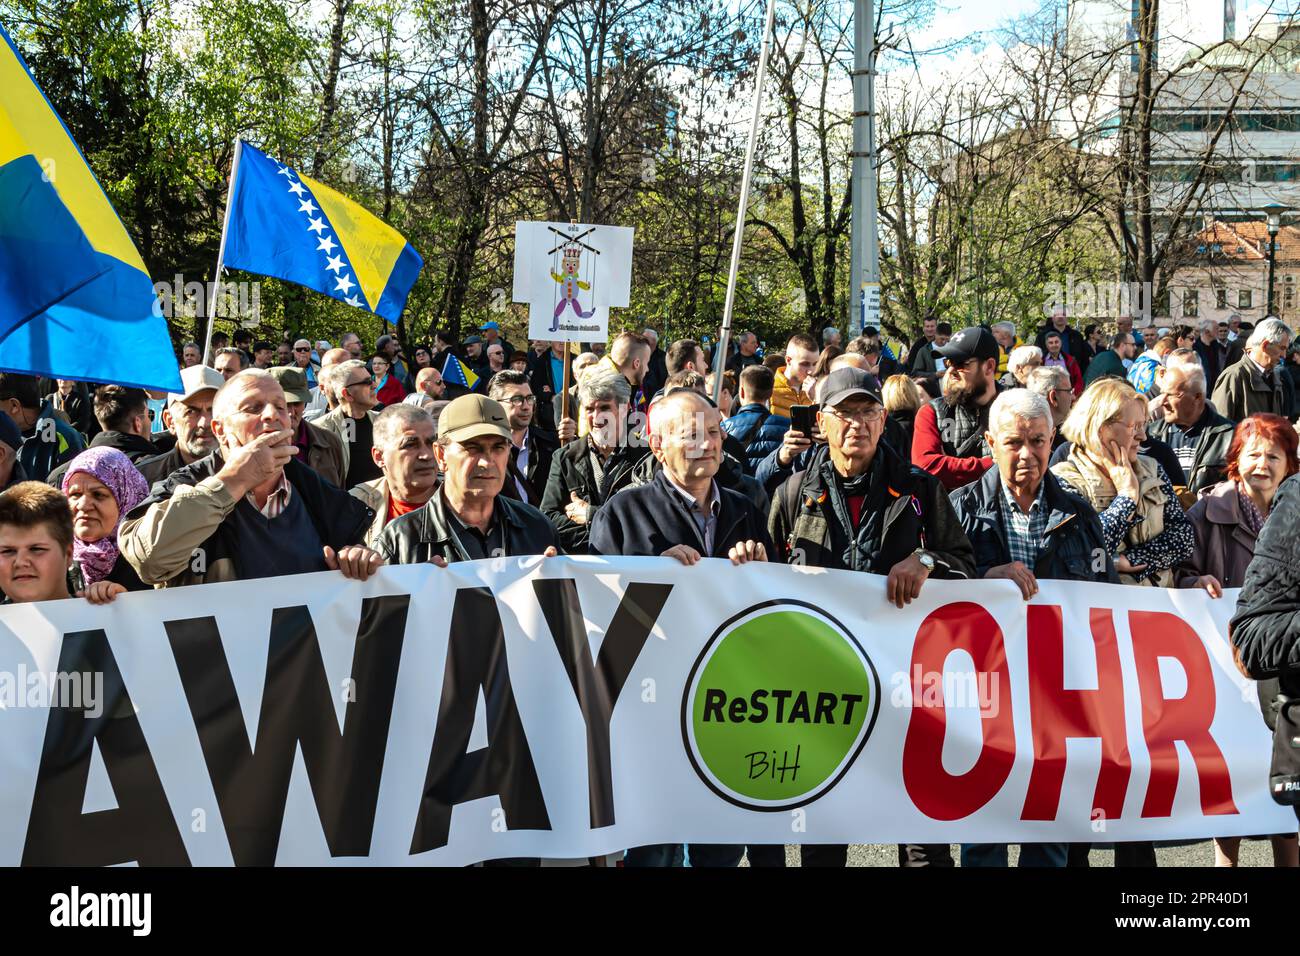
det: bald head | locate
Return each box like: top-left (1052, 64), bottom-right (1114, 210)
top-left (650, 389), bottom-right (722, 485)
top-left (211, 369), bottom-right (292, 457)
top-left (321, 347), bottom-right (350, 369)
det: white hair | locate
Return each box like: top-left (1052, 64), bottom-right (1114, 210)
top-left (373, 403), bottom-right (433, 451)
top-left (1162, 360), bottom-right (1207, 396)
top-left (212, 368), bottom-right (276, 421)
top-left (1026, 365), bottom-right (1069, 398)
top-left (1247, 317), bottom-right (1292, 349)
top-left (324, 359), bottom-right (367, 402)
top-left (1008, 345), bottom-right (1043, 373)
top-left (992, 321), bottom-right (1016, 335)
top-left (988, 388), bottom-right (1053, 440)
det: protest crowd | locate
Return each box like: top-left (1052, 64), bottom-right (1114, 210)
top-left (1, 310), bottom-right (1298, 869)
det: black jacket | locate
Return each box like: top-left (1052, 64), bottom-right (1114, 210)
top-left (540, 438), bottom-right (649, 553)
top-left (499, 425), bottom-right (559, 508)
top-left (135, 445), bottom-right (191, 487)
top-left (949, 465), bottom-right (1119, 583)
top-left (374, 489), bottom-right (558, 565)
top-left (1230, 473), bottom-right (1300, 704)
top-left (628, 449), bottom-right (769, 517)
top-left (47, 430), bottom-right (159, 489)
top-left (769, 440), bottom-right (974, 577)
top-left (589, 468), bottom-right (773, 559)
top-left (1147, 405), bottom-right (1235, 495)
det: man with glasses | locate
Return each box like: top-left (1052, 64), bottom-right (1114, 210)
top-left (316, 359), bottom-right (381, 488)
top-left (488, 371), bottom-right (556, 507)
top-left (1026, 366), bottom-right (1073, 452)
top-left (911, 326), bottom-right (1002, 490)
top-left (292, 339), bottom-right (319, 388)
top-left (768, 366), bottom-right (974, 868)
top-left (1211, 316), bottom-right (1294, 421)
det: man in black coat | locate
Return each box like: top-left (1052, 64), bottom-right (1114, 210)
top-left (1034, 313), bottom-right (1090, 376)
top-left (641, 328), bottom-right (669, 398)
top-left (588, 388), bottom-right (770, 869)
top-left (47, 385), bottom-right (158, 488)
top-left (1146, 362), bottom-right (1234, 496)
top-left (488, 370), bottom-right (558, 508)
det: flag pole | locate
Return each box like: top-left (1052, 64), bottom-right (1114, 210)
top-left (202, 138), bottom-right (244, 365)
top-left (712, 0), bottom-right (777, 405)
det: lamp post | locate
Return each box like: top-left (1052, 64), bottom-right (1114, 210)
top-left (1265, 202), bottom-right (1286, 315)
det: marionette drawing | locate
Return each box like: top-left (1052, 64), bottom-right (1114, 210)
top-left (546, 225), bottom-right (600, 332)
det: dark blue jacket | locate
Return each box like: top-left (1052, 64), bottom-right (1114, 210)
top-left (948, 465), bottom-right (1118, 583)
top-left (721, 404), bottom-right (790, 476)
top-left (589, 468), bottom-right (773, 559)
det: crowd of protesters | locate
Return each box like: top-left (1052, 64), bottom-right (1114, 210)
top-left (0, 309), bottom-right (1297, 868)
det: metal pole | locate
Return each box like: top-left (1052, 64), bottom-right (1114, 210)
top-left (848, 0), bottom-right (880, 334)
top-left (1268, 227), bottom-right (1278, 315)
top-left (203, 138), bottom-right (243, 365)
top-left (711, 0), bottom-right (778, 405)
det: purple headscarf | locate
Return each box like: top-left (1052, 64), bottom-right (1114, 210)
top-left (61, 447), bottom-right (150, 585)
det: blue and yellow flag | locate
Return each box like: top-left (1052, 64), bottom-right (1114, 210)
top-left (0, 24), bottom-right (181, 391)
top-left (441, 353), bottom-right (479, 391)
top-left (223, 141), bottom-right (423, 322)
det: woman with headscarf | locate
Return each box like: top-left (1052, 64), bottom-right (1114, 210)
top-left (61, 447), bottom-right (150, 604)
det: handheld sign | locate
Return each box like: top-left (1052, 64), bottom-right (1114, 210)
top-left (512, 221), bottom-right (633, 342)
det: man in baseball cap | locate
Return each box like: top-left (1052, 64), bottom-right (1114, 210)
top-left (765, 362), bottom-right (975, 871)
top-left (137, 365), bottom-right (225, 485)
top-left (913, 325), bottom-right (1001, 489)
top-left (374, 393), bottom-right (558, 567)
top-left (268, 365), bottom-right (345, 489)
top-left (478, 320), bottom-right (514, 359)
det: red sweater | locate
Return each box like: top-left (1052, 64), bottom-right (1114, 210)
top-left (910, 401), bottom-right (993, 490)
top-left (376, 374), bottom-right (406, 407)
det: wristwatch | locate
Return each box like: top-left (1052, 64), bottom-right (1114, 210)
top-left (913, 549), bottom-right (936, 572)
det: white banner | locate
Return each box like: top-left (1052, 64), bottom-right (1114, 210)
top-left (0, 558), bottom-right (1289, 866)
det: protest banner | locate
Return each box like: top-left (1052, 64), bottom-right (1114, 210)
top-left (0, 559), bottom-right (1288, 866)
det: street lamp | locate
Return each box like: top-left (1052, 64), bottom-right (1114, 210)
top-left (1265, 202), bottom-right (1287, 315)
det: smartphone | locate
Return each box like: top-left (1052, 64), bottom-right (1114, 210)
top-left (791, 404), bottom-right (816, 436)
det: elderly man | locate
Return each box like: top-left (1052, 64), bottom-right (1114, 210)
top-left (46, 385), bottom-right (158, 488)
top-left (726, 332), bottom-right (763, 373)
top-left (489, 371), bottom-right (557, 507)
top-left (948, 388), bottom-right (1115, 868)
top-left (213, 347), bottom-right (246, 381)
top-left (350, 404), bottom-right (439, 547)
top-left (1148, 362), bottom-right (1234, 497)
top-left (341, 332), bottom-right (364, 360)
top-left (589, 387), bottom-right (769, 870)
top-left (912, 326), bottom-right (1001, 490)
top-left (290, 338), bottom-right (319, 388)
top-left (991, 321), bottom-right (1019, 376)
top-left (771, 333), bottom-right (819, 418)
top-left (137, 366), bottom-right (223, 484)
top-left (316, 359), bottom-right (382, 488)
top-left (181, 342), bottom-right (202, 368)
top-left (1084, 331), bottom-right (1137, 386)
top-left (477, 320), bottom-right (514, 358)
top-left (119, 369), bottom-right (380, 587)
top-left (1002, 344), bottom-right (1042, 389)
top-left (541, 371), bottom-right (648, 554)
top-left (1026, 366), bottom-right (1072, 452)
top-left (1211, 317), bottom-right (1294, 421)
top-left (268, 366), bottom-right (346, 488)
top-left (276, 341), bottom-right (293, 366)
top-left (375, 394), bottom-right (557, 565)
top-left (822, 326), bottom-right (843, 351)
top-left (485, 342), bottom-right (507, 378)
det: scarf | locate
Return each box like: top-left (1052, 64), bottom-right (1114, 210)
top-left (61, 447), bottom-right (150, 585)
top-left (1236, 482), bottom-right (1267, 537)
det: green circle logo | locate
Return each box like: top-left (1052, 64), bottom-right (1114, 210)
top-left (681, 601), bottom-right (879, 810)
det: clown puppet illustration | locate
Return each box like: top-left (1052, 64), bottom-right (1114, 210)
top-left (547, 226), bottom-right (599, 332)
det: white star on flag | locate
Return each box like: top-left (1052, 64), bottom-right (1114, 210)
top-left (298, 198), bottom-right (318, 214)
top-left (335, 273), bottom-right (356, 294)
top-left (307, 216), bottom-right (327, 234)
top-left (324, 254), bottom-right (345, 273)
top-left (276, 165), bottom-right (293, 177)
top-left (287, 179), bottom-right (307, 198)
top-left (344, 295), bottom-right (363, 308)
top-left (317, 235), bottom-right (338, 254)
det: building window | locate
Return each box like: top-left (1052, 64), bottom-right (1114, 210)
top-left (1154, 289), bottom-right (1170, 318)
top-left (1216, 289), bottom-right (1227, 309)
top-left (1183, 290), bottom-right (1199, 317)
top-left (1239, 289), bottom-right (1253, 309)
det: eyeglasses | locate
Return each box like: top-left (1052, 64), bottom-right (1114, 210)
top-left (503, 395), bottom-right (536, 406)
top-left (346, 376), bottom-right (373, 389)
top-left (825, 405), bottom-right (885, 426)
top-left (294, 346), bottom-right (310, 352)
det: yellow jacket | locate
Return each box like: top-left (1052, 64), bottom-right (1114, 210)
top-left (771, 367), bottom-right (801, 418)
